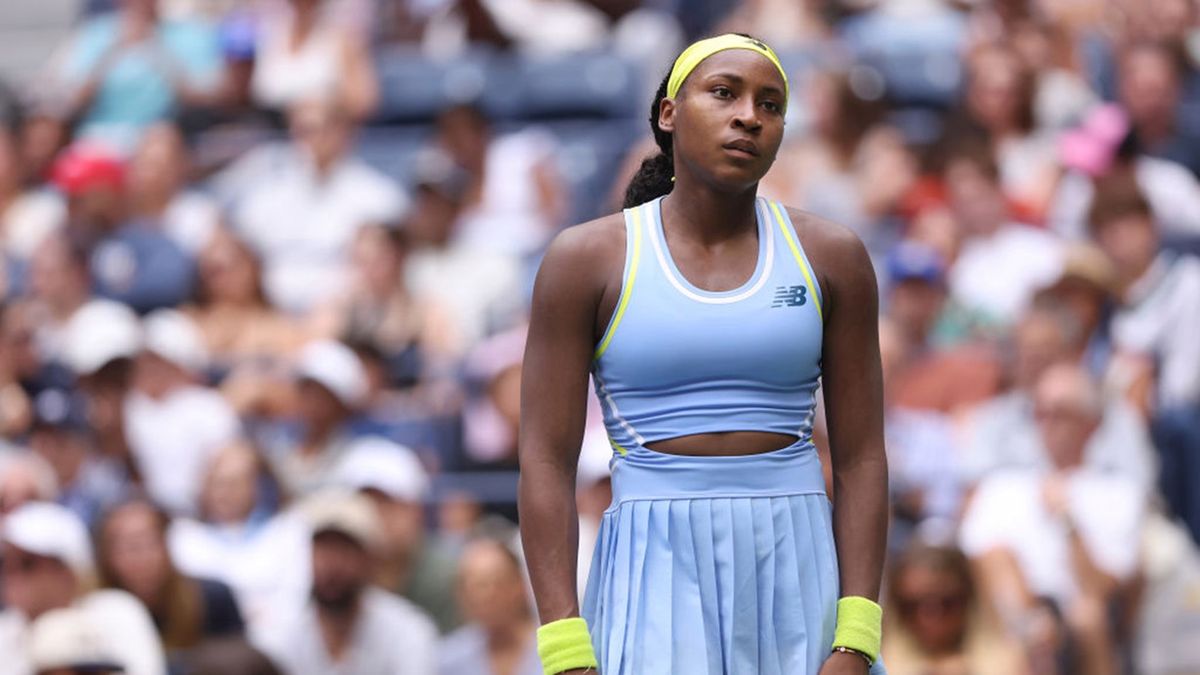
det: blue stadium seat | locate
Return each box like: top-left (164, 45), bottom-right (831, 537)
top-left (373, 48), bottom-right (642, 124)
top-left (837, 7), bottom-right (967, 107)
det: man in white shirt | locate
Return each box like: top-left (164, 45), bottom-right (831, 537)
top-left (0, 502), bottom-right (166, 675)
top-left (124, 309), bottom-right (240, 514)
top-left (960, 364), bottom-right (1146, 675)
top-left (942, 147), bottom-right (1064, 327)
top-left (217, 98), bottom-right (408, 314)
top-left (256, 490), bottom-right (438, 675)
top-left (1089, 181), bottom-right (1200, 409)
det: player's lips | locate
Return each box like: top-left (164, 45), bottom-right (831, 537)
top-left (722, 139), bottom-right (759, 157)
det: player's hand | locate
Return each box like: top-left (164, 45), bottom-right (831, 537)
top-left (818, 650), bottom-right (870, 675)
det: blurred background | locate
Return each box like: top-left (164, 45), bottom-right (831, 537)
top-left (0, 0), bottom-right (1198, 674)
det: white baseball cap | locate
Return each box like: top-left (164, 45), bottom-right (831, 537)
top-left (62, 300), bottom-right (142, 376)
top-left (142, 309), bottom-right (208, 374)
top-left (296, 340), bottom-right (368, 409)
top-left (28, 607), bottom-right (123, 672)
top-left (2, 501), bottom-right (93, 578)
top-left (298, 489), bottom-right (384, 553)
top-left (333, 436), bottom-right (430, 503)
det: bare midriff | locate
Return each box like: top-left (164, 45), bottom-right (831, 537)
top-left (645, 431), bottom-right (800, 457)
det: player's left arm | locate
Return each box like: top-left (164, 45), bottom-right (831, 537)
top-left (791, 207), bottom-right (889, 603)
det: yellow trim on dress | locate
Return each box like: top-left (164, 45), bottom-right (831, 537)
top-left (594, 205), bottom-right (644, 360)
top-left (608, 437), bottom-right (629, 457)
top-left (769, 200), bottom-right (824, 323)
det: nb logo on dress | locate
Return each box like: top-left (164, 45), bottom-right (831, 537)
top-left (771, 285), bottom-right (808, 308)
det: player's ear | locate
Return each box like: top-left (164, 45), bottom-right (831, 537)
top-left (659, 97), bottom-right (676, 135)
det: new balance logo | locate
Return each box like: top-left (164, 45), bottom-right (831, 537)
top-left (771, 285), bottom-right (808, 308)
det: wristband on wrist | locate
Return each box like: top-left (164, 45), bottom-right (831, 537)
top-left (832, 596), bottom-right (883, 664)
top-left (536, 617), bottom-right (599, 675)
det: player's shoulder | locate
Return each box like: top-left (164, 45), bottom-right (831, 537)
top-left (780, 205), bottom-right (868, 261)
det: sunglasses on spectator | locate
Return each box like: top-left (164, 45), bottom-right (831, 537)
top-left (898, 593), bottom-right (967, 617)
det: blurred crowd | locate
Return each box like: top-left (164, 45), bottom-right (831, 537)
top-left (0, 0), bottom-right (1198, 674)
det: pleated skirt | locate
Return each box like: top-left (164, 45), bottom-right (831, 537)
top-left (582, 440), bottom-right (887, 675)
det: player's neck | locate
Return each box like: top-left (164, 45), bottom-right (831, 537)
top-left (662, 182), bottom-right (758, 246)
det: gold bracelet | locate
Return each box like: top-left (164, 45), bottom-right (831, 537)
top-left (832, 645), bottom-right (873, 666)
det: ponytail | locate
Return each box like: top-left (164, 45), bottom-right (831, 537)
top-left (622, 73), bottom-right (675, 209)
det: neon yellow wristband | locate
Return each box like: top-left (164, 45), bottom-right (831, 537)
top-left (832, 596), bottom-right (883, 664)
top-left (536, 617), bottom-right (599, 675)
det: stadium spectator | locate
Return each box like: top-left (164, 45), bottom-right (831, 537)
top-left (21, 234), bottom-right (92, 373)
top-left (431, 104), bottom-right (565, 257)
top-left (219, 98), bottom-right (408, 314)
top-left (268, 339), bottom-right (369, 495)
top-left (1089, 178), bottom-right (1200, 409)
top-left (0, 453), bottom-right (58, 517)
top-left (169, 441), bottom-right (309, 641)
top-left (126, 123), bottom-right (221, 254)
top-left (251, 0), bottom-right (379, 119)
top-left (0, 501), bottom-right (167, 675)
top-left (0, 126), bottom-right (64, 263)
top-left (882, 540), bottom-right (1028, 675)
top-left (59, 299), bottom-right (142, 481)
top-left (24, 606), bottom-right (127, 675)
top-left (52, 0), bottom-right (223, 153)
top-left (96, 500), bottom-right (245, 665)
top-left (761, 69), bottom-right (916, 250)
top-left (1050, 105), bottom-right (1200, 239)
top-left (961, 363), bottom-right (1147, 675)
top-left (124, 309), bottom-right (239, 514)
top-left (310, 224), bottom-right (460, 384)
top-left (186, 229), bottom-right (304, 374)
top-left (332, 436), bottom-right (461, 633)
top-left (950, 43), bottom-right (1060, 217)
top-left (962, 303), bottom-right (1156, 488)
top-left (256, 489), bottom-right (438, 674)
top-left (28, 388), bottom-right (129, 526)
top-left (942, 144), bottom-right (1063, 327)
top-left (439, 537), bottom-right (540, 675)
top-left (404, 150), bottom-right (524, 351)
top-left (51, 146), bottom-right (196, 313)
top-left (1117, 41), bottom-right (1200, 177)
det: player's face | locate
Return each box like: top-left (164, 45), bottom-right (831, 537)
top-left (660, 50), bottom-right (787, 190)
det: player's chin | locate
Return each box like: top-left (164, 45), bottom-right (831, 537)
top-left (709, 160), bottom-right (771, 191)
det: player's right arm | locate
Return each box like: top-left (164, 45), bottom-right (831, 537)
top-left (519, 216), bottom-right (623, 645)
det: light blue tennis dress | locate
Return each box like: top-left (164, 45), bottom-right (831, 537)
top-left (582, 196), bottom-right (886, 675)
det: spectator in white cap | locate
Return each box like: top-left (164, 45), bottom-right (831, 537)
top-left (125, 309), bottom-right (240, 514)
top-left (59, 299), bottom-right (142, 480)
top-left (272, 340), bottom-right (368, 496)
top-left (333, 436), bottom-right (460, 633)
top-left (256, 489), bottom-right (437, 675)
top-left (26, 607), bottom-right (124, 675)
top-left (0, 501), bottom-right (166, 675)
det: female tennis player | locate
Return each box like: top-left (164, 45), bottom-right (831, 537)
top-left (519, 34), bottom-right (888, 675)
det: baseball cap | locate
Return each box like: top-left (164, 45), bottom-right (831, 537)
top-left (142, 309), bottom-right (208, 375)
top-left (27, 607), bottom-right (124, 673)
top-left (332, 437), bottom-right (430, 503)
top-left (50, 145), bottom-right (125, 197)
top-left (296, 340), bottom-right (368, 409)
top-left (61, 299), bottom-right (142, 376)
top-left (2, 501), bottom-right (93, 578)
top-left (887, 241), bottom-right (946, 286)
top-left (298, 489), bottom-right (383, 553)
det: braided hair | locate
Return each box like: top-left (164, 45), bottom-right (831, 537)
top-left (622, 72), bottom-right (674, 209)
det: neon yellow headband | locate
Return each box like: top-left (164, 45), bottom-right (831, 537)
top-left (667, 34), bottom-right (789, 104)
